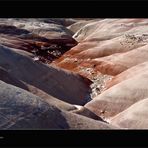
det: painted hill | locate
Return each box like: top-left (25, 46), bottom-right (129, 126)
top-left (2, 18), bottom-right (148, 129)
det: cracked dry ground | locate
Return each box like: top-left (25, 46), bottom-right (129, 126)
top-left (1, 18), bottom-right (148, 129)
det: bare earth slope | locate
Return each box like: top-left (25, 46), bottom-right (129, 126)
top-left (51, 19), bottom-right (148, 128)
top-left (0, 45), bottom-right (92, 106)
top-left (2, 18), bottom-right (148, 129)
top-left (110, 98), bottom-right (148, 129)
top-left (0, 80), bottom-right (115, 129)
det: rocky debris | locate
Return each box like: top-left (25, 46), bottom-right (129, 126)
top-left (90, 74), bottom-right (113, 98)
top-left (110, 98), bottom-right (148, 129)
